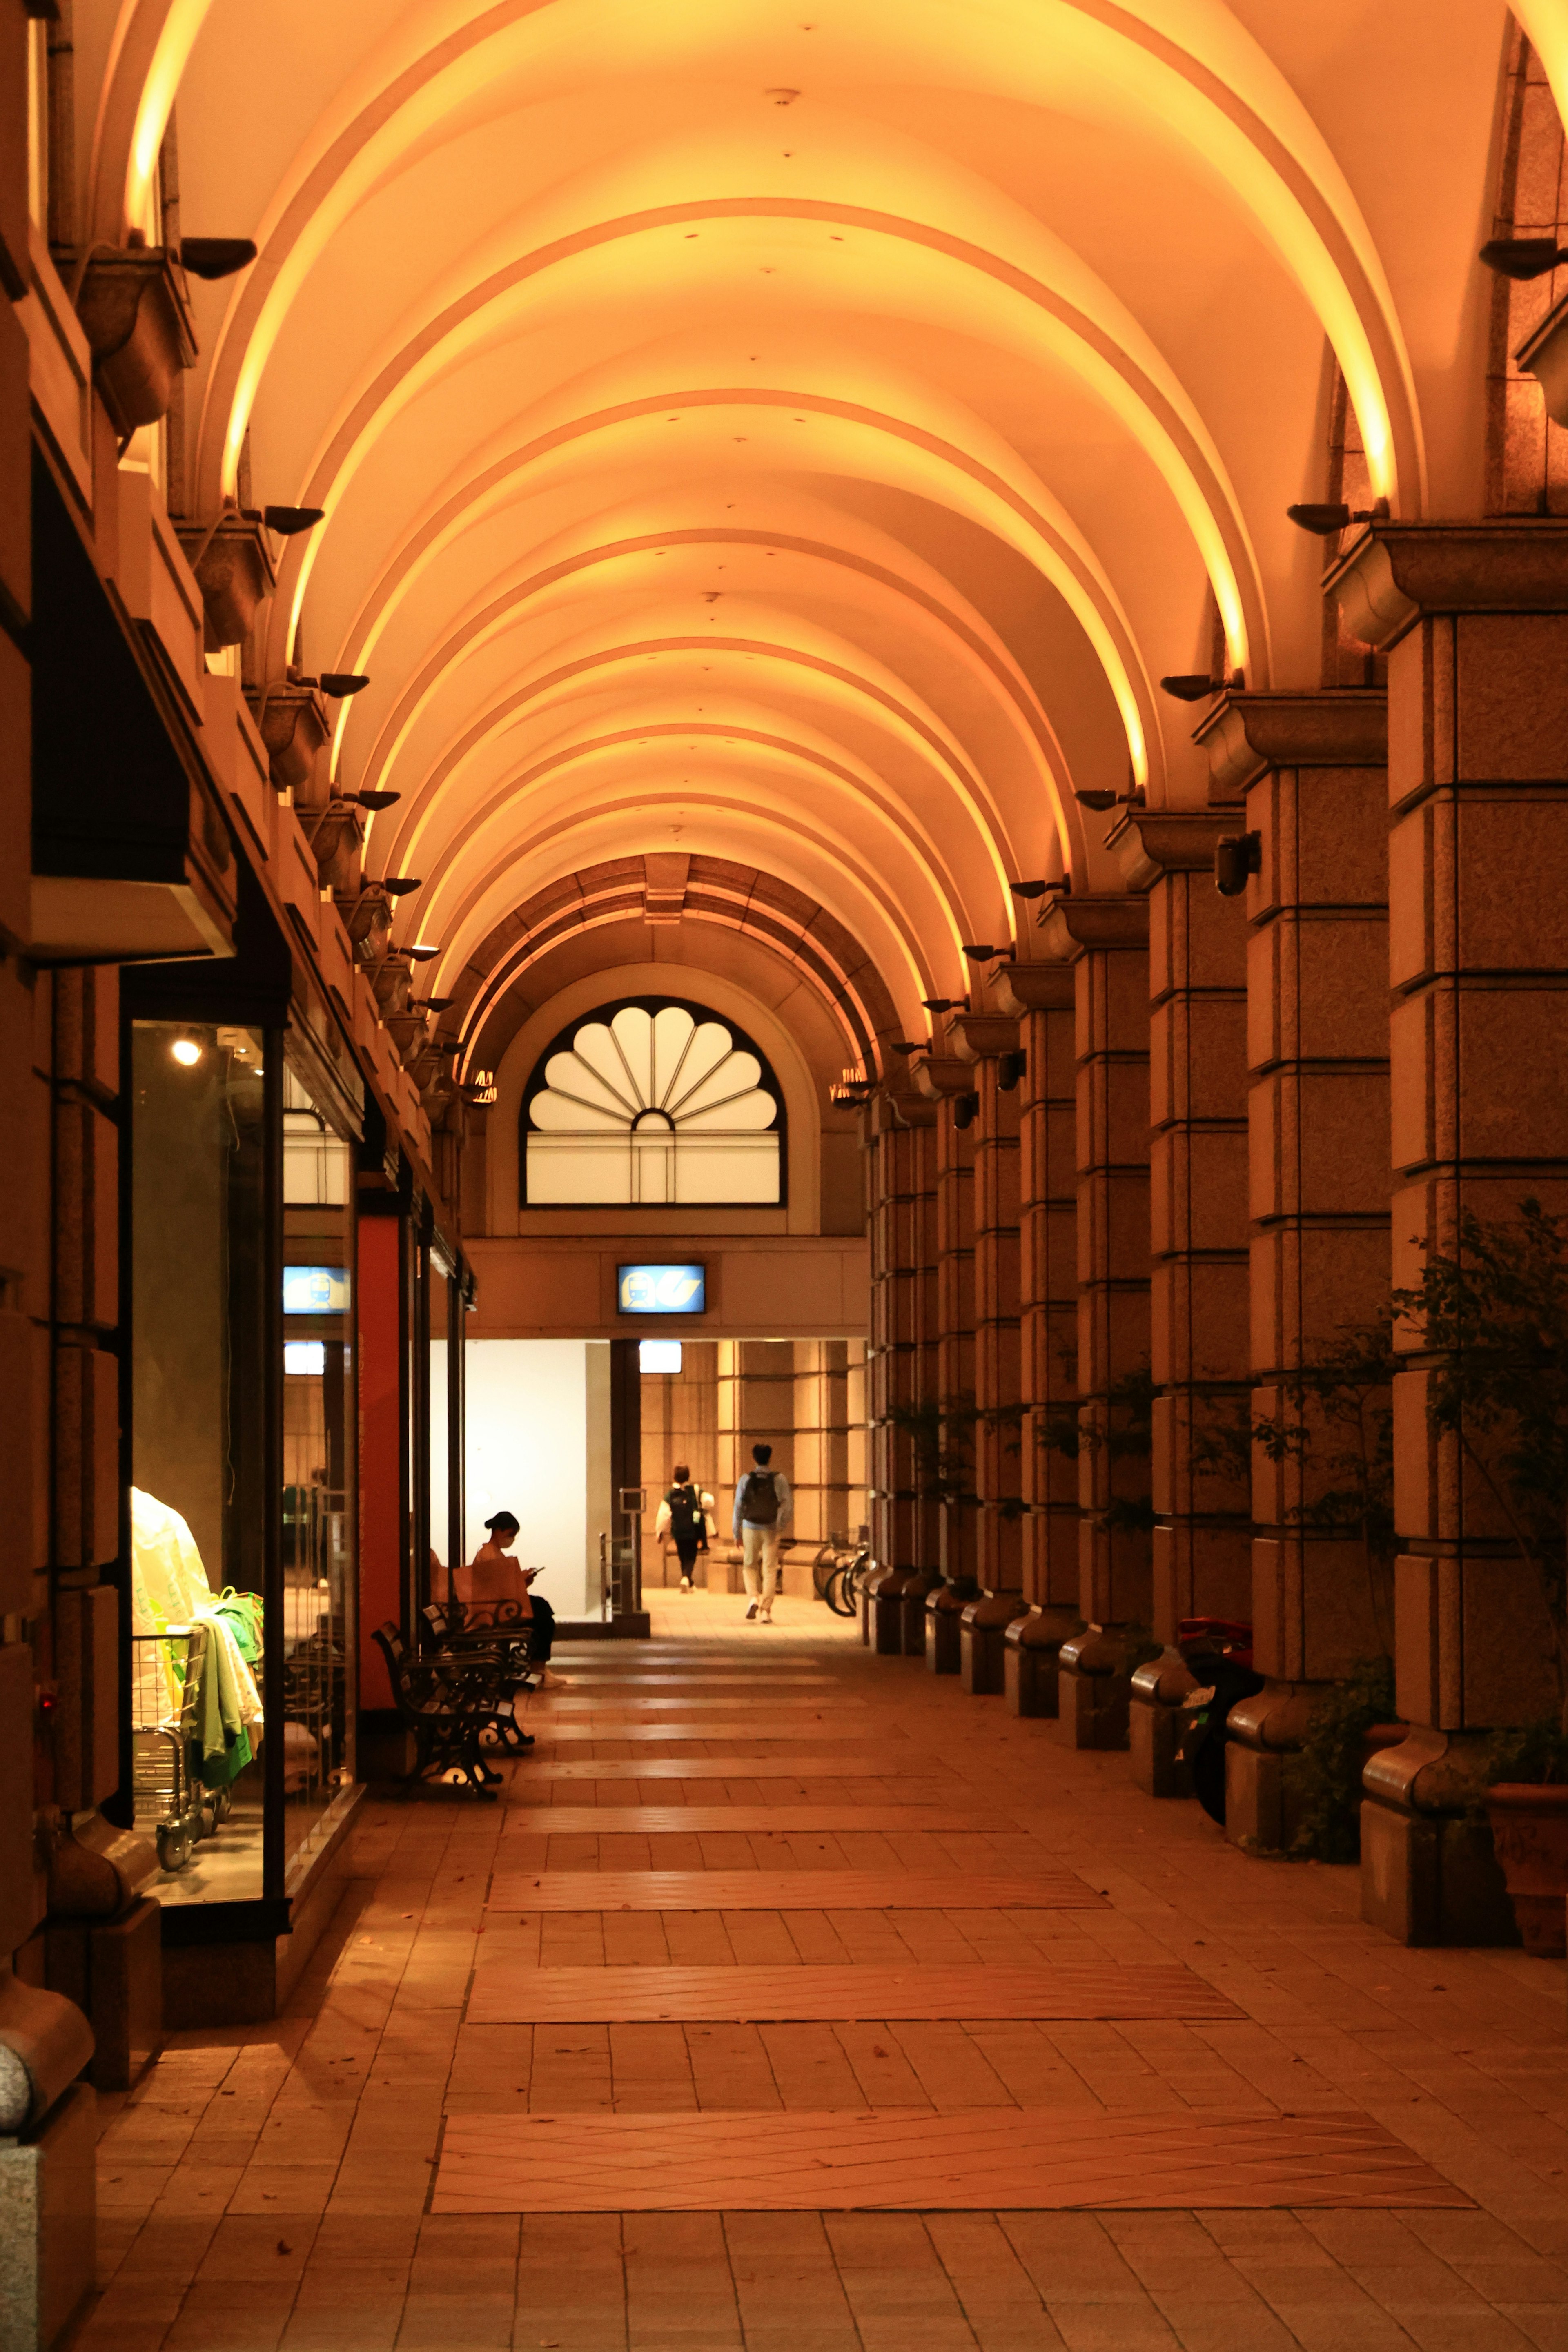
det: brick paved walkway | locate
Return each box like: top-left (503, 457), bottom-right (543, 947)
top-left (68, 1590), bottom-right (1568, 2351)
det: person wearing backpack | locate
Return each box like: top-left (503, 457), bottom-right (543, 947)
top-left (731, 1442), bottom-right (791, 1621)
top-left (655, 1464), bottom-right (711, 1592)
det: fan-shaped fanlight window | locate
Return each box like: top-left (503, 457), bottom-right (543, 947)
top-left (524, 1001), bottom-right (782, 1205)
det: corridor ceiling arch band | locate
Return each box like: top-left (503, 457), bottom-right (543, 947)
top-left (97, 0), bottom-right (1431, 508)
top-left (252, 194), bottom-right (1270, 683)
top-left (74, 0), bottom-right (1528, 1003)
top-left (276, 371), bottom-right (1165, 794)
top-left (343, 537), bottom-right (1087, 886)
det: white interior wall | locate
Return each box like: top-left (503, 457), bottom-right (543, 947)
top-left (465, 1339), bottom-right (610, 1618)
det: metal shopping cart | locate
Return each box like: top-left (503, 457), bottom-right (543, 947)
top-left (130, 1625), bottom-right (209, 1872)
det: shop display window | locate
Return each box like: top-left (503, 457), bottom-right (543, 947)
top-left (127, 1025), bottom-right (358, 1909)
top-left (429, 1260), bottom-right (451, 1600)
top-left (281, 1064), bottom-right (356, 1884)
top-left (128, 1021), bottom-right (269, 1901)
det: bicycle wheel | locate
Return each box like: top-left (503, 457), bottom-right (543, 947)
top-left (824, 1562), bottom-right (856, 1617)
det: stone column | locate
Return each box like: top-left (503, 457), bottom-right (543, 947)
top-left (992, 961), bottom-right (1083, 1715)
top-left (914, 1055), bottom-right (979, 1672)
top-left (1110, 814), bottom-right (1252, 1797)
top-left (949, 1011), bottom-right (1027, 1693)
top-left (863, 1098), bottom-right (939, 1653)
top-left (1039, 898), bottom-right (1153, 1746)
top-left (1329, 524), bottom-right (1568, 1942)
top-left (1195, 690), bottom-right (1391, 1853)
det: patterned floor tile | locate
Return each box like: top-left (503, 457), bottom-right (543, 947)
top-left (432, 2110), bottom-right (1468, 2213)
top-left (517, 1757), bottom-right (935, 1779)
top-left (485, 1870), bottom-right (1102, 1911)
top-left (529, 1696), bottom-right (866, 1711)
top-left (523, 1723), bottom-right (902, 1742)
top-left (466, 1960), bottom-right (1243, 2023)
top-left (498, 1808), bottom-right (1015, 1835)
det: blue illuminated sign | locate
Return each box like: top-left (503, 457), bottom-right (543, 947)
top-left (283, 1265), bottom-right (350, 1314)
top-left (617, 1263), bottom-right (706, 1316)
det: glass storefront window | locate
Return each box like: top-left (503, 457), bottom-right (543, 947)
top-left (429, 1261), bottom-right (450, 1601)
top-left (281, 1064), bottom-right (355, 1889)
top-left (128, 1026), bottom-right (359, 1909)
top-left (128, 1021), bottom-right (267, 1902)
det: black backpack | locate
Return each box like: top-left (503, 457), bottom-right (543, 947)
top-left (667, 1484), bottom-right (702, 1539)
top-left (741, 1470), bottom-right (779, 1525)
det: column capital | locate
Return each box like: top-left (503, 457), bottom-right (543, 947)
top-left (947, 1011), bottom-right (1019, 1063)
top-left (1105, 806), bottom-right (1245, 891)
top-left (990, 962), bottom-right (1075, 1016)
top-left (1325, 519), bottom-right (1568, 653)
top-left (1037, 893), bottom-right (1148, 960)
top-left (867, 1090), bottom-right (935, 1132)
top-left (1194, 688), bottom-right (1387, 796)
top-left (912, 1053), bottom-right (974, 1100)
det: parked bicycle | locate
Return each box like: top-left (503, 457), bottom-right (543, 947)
top-left (812, 1534), bottom-right (872, 1617)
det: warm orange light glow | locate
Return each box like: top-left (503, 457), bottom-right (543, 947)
top-left (125, 0), bottom-right (214, 238)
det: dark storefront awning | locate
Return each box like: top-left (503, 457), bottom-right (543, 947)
top-left (29, 447), bottom-right (236, 964)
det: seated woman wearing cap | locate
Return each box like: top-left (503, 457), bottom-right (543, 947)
top-left (455, 1511), bottom-right (570, 1690)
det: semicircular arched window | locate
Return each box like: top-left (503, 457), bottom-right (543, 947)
top-left (522, 999), bottom-right (784, 1205)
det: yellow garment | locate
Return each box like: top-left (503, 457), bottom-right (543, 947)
top-left (130, 1487), bottom-right (213, 1633)
top-left (130, 1488), bottom-right (263, 1740)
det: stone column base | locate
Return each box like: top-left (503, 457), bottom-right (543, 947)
top-left (859, 1564), bottom-right (901, 1647)
top-left (872, 1570), bottom-right (912, 1657)
top-left (898, 1572), bottom-right (939, 1656)
top-left (1359, 1801), bottom-right (1515, 1947)
top-left (1129, 1650), bottom-right (1198, 1798)
top-left (1053, 1626), bottom-right (1138, 1750)
top-left (87, 1901), bottom-right (161, 2093)
top-left (1223, 1682), bottom-right (1316, 1853)
top-left (1224, 1742), bottom-right (1294, 1851)
top-left (960, 1593), bottom-right (1027, 1694)
top-left (1357, 1727), bottom-right (1517, 1946)
top-left (1003, 1608), bottom-right (1080, 1718)
top-left (924, 1581), bottom-right (973, 1675)
top-left (0, 2081), bottom-right (96, 2352)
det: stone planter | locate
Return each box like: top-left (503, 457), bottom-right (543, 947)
top-left (309, 806), bottom-right (363, 896)
top-left (384, 1009), bottom-right (432, 1071)
top-left (176, 512), bottom-right (276, 650)
top-left (372, 959), bottom-right (414, 1016)
top-left (341, 889), bottom-right (393, 962)
top-left (1484, 1784), bottom-right (1568, 1957)
top-left (76, 247), bottom-right (196, 434)
top-left (245, 683), bottom-right (329, 795)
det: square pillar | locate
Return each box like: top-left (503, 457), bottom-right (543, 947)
top-left (1039, 896), bottom-right (1153, 1748)
top-left (1111, 813), bottom-right (1252, 1797)
top-left (863, 1098), bottom-right (939, 1651)
top-left (1197, 689), bottom-right (1391, 1852)
top-left (993, 961), bottom-right (1081, 1715)
top-left (1330, 523), bottom-right (1568, 1939)
top-left (949, 1011), bottom-right (1027, 1693)
top-left (913, 1056), bottom-right (979, 1671)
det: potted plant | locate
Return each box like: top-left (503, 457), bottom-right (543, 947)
top-left (1394, 1200), bottom-right (1568, 1955)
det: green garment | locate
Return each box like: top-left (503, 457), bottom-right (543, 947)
top-left (191, 1610), bottom-right (257, 1789)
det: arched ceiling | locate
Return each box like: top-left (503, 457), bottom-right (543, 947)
top-left (79, 0), bottom-right (1530, 1066)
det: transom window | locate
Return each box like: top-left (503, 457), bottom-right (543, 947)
top-left (522, 1000), bottom-right (783, 1206)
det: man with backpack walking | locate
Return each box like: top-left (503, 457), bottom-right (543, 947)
top-left (655, 1464), bottom-right (711, 1591)
top-left (732, 1442), bottom-right (791, 1622)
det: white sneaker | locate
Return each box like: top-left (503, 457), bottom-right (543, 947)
top-left (538, 1666), bottom-right (572, 1690)
top-left (680, 1577), bottom-right (692, 1592)
top-left (745, 1601), bottom-right (759, 1620)
top-left (759, 1605), bottom-right (773, 1622)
